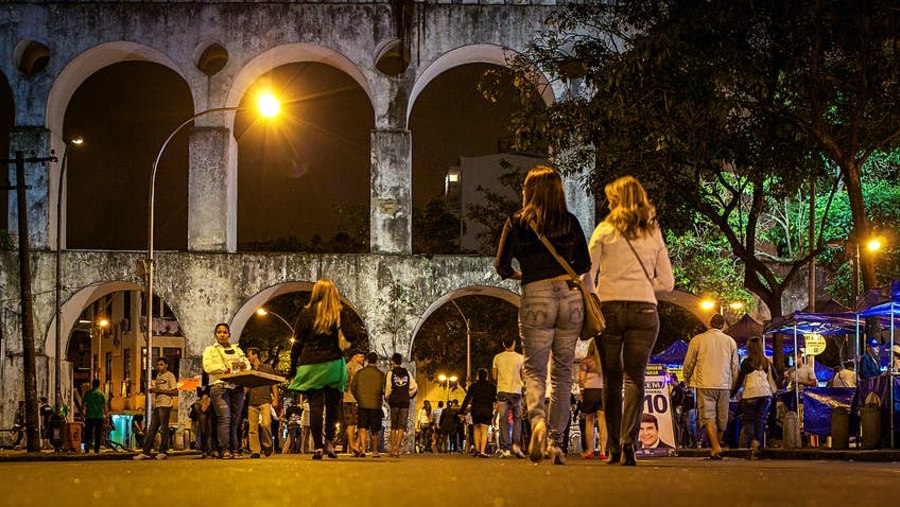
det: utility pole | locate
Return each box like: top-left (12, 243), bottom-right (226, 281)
top-left (2, 150), bottom-right (56, 453)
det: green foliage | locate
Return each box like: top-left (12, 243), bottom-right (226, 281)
top-left (412, 196), bottom-right (463, 254)
top-left (666, 226), bottom-right (753, 308)
top-left (465, 165), bottom-right (525, 255)
top-left (242, 203), bottom-right (368, 253)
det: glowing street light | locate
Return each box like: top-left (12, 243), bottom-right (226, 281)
top-left (866, 238), bottom-right (883, 253)
top-left (699, 299), bottom-right (717, 311)
top-left (728, 301), bottom-right (745, 312)
top-left (436, 373), bottom-right (457, 403)
top-left (144, 92), bottom-right (280, 419)
top-left (256, 307), bottom-right (295, 341)
top-left (54, 135), bottom-right (83, 418)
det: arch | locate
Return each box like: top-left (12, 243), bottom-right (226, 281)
top-left (230, 281), bottom-right (367, 341)
top-left (408, 284), bottom-right (521, 360)
top-left (224, 43), bottom-right (372, 132)
top-left (407, 44), bottom-right (556, 125)
top-left (44, 281), bottom-right (143, 360)
top-left (658, 290), bottom-right (713, 324)
top-left (44, 42), bottom-right (190, 249)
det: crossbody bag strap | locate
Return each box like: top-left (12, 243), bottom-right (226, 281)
top-left (624, 237), bottom-right (653, 284)
top-left (527, 220), bottom-right (578, 280)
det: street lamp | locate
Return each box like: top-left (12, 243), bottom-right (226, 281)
top-left (437, 373), bottom-right (458, 403)
top-left (143, 92), bottom-right (280, 419)
top-left (54, 136), bottom-right (83, 417)
top-left (256, 307), bottom-right (295, 342)
top-left (449, 300), bottom-right (471, 385)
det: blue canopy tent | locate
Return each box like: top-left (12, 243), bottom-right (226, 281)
top-left (651, 340), bottom-right (689, 365)
top-left (765, 305), bottom-right (857, 444)
top-left (857, 280), bottom-right (899, 446)
top-left (725, 314), bottom-right (764, 347)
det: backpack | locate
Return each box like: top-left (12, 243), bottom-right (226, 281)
top-left (743, 365), bottom-right (773, 399)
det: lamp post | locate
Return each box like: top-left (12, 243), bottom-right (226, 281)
top-left (54, 136), bottom-right (83, 417)
top-left (449, 300), bottom-right (471, 385)
top-left (256, 307), bottom-right (295, 341)
top-left (144, 94), bottom-right (280, 420)
top-left (437, 373), bottom-right (458, 403)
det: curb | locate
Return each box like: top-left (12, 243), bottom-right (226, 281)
top-left (0, 450), bottom-right (202, 463)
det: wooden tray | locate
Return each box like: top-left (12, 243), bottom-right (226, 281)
top-left (220, 370), bottom-right (287, 388)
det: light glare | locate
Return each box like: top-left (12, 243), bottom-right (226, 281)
top-left (257, 93), bottom-right (280, 118)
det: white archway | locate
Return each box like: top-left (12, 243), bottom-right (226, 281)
top-left (230, 281), bottom-right (367, 342)
top-left (407, 44), bottom-right (556, 125)
top-left (408, 284), bottom-right (521, 360)
top-left (224, 43), bottom-right (373, 132)
top-left (44, 41), bottom-right (190, 249)
top-left (44, 280), bottom-right (143, 359)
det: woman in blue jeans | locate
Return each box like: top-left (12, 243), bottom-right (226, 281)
top-left (495, 165), bottom-right (590, 464)
top-left (585, 176), bottom-right (673, 466)
top-left (731, 336), bottom-right (776, 457)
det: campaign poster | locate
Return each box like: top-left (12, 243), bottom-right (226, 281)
top-left (636, 364), bottom-right (677, 457)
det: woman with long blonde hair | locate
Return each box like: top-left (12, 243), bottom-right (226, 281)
top-left (585, 175), bottom-right (674, 466)
top-left (495, 165), bottom-right (591, 464)
top-left (288, 278), bottom-right (354, 460)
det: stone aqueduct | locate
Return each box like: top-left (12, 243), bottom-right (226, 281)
top-left (0, 1), bottom-right (705, 429)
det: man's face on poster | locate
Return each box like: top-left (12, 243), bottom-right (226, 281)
top-left (639, 421), bottom-right (659, 446)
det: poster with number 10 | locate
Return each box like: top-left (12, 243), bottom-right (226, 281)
top-left (635, 364), bottom-right (677, 457)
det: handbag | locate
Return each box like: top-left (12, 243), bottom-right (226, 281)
top-left (528, 221), bottom-right (605, 340)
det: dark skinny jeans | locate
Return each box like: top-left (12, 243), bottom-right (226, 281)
top-left (598, 301), bottom-right (659, 453)
top-left (740, 396), bottom-right (771, 447)
top-left (210, 384), bottom-right (244, 453)
top-left (307, 387), bottom-right (341, 450)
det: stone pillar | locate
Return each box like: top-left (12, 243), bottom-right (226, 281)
top-left (370, 129), bottom-right (412, 254)
top-left (564, 172), bottom-right (596, 239)
top-left (7, 127), bottom-right (51, 249)
top-left (188, 127), bottom-right (234, 252)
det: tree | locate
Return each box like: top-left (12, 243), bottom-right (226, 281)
top-left (465, 165), bottom-right (525, 255)
top-left (496, 0), bottom-right (831, 321)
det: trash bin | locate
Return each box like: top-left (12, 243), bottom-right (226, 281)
top-left (64, 421), bottom-right (83, 453)
top-left (48, 414), bottom-right (66, 452)
top-left (831, 407), bottom-right (850, 450)
top-left (861, 404), bottom-right (882, 449)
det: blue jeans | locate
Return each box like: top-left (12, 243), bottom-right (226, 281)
top-left (143, 406), bottom-right (172, 454)
top-left (740, 396), bottom-right (771, 447)
top-left (496, 392), bottom-right (523, 450)
top-left (519, 279), bottom-right (583, 445)
top-left (210, 384), bottom-right (244, 453)
top-left (598, 301), bottom-right (659, 452)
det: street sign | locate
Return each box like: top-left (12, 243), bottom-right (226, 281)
top-left (804, 333), bottom-right (827, 355)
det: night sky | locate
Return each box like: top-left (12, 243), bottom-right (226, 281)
top-left (8, 61), bottom-right (523, 251)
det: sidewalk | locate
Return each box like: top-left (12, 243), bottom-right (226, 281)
top-left (676, 447), bottom-right (900, 462)
top-left (0, 448), bottom-right (201, 462)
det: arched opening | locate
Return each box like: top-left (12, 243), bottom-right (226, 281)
top-left (196, 42), bottom-right (229, 76)
top-left (235, 62), bottom-right (373, 252)
top-left (14, 39), bottom-right (50, 76)
top-left (63, 61), bottom-right (192, 250)
top-left (410, 62), bottom-right (547, 255)
top-left (0, 72), bottom-right (13, 238)
top-left (47, 281), bottom-right (186, 448)
top-left (233, 282), bottom-right (369, 375)
top-left (410, 287), bottom-right (520, 408)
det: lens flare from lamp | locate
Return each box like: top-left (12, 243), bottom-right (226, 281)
top-left (257, 93), bottom-right (280, 118)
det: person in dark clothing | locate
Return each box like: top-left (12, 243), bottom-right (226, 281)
top-left (459, 368), bottom-right (497, 458)
top-left (288, 279), bottom-right (355, 460)
top-left (440, 401), bottom-right (460, 452)
top-left (385, 352), bottom-right (418, 457)
top-left (12, 400), bottom-right (26, 449)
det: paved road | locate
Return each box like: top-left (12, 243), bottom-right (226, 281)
top-left (1, 454), bottom-right (897, 507)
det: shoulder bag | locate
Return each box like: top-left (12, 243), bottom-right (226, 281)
top-left (528, 221), bottom-right (605, 340)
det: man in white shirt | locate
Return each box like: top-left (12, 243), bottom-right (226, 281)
top-left (683, 314), bottom-right (739, 460)
top-left (492, 336), bottom-right (525, 459)
top-left (133, 357), bottom-right (178, 460)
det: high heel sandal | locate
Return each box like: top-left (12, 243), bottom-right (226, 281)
top-left (528, 421), bottom-right (547, 463)
top-left (621, 444), bottom-right (637, 466)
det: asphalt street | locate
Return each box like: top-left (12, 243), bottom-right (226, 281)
top-left (0, 454), bottom-right (897, 507)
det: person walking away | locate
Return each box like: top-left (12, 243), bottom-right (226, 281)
top-left (203, 322), bottom-right (250, 459)
top-left (245, 347), bottom-right (278, 458)
top-left (350, 351), bottom-right (386, 457)
top-left (579, 339), bottom-right (607, 459)
top-left (683, 314), bottom-right (739, 460)
top-left (492, 336), bottom-right (525, 458)
top-left (289, 279), bottom-right (356, 460)
top-left (731, 336), bottom-right (776, 458)
top-left (344, 349), bottom-right (365, 456)
top-left (433, 401), bottom-right (445, 452)
top-left (134, 357), bottom-right (178, 460)
top-left (495, 165), bottom-right (591, 465)
top-left (459, 368), bottom-right (498, 458)
top-left (584, 175), bottom-right (674, 466)
top-left (82, 380), bottom-right (108, 454)
top-left (385, 352), bottom-right (418, 457)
